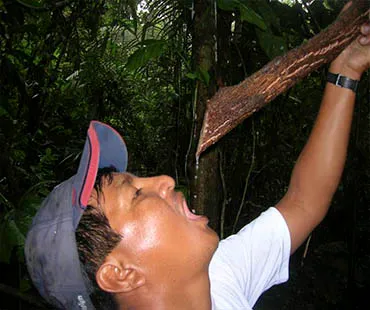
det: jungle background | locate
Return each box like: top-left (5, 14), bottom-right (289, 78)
top-left (0, 0), bottom-right (369, 309)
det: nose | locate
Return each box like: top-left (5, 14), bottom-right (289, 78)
top-left (156, 175), bottom-right (175, 199)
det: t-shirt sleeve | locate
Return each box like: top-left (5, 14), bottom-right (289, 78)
top-left (210, 207), bottom-right (291, 308)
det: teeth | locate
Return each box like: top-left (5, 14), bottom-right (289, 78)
top-left (192, 209), bottom-right (196, 214)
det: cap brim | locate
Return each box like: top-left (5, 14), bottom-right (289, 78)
top-left (72, 120), bottom-right (128, 227)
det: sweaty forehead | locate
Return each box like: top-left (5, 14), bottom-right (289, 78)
top-left (104, 172), bottom-right (134, 186)
top-left (118, 172), bottom-right (136, 185)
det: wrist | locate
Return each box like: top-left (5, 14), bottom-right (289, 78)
top-left (329, 62), bottom-right (362, 81)
top-left (327, 72), bottom-right (359, 93)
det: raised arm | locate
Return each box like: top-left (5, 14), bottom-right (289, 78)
top-left (276, 19), bottom-right (370, 254)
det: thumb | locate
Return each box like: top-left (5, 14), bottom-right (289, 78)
top-left (358, 23), bottom-right (370, 45)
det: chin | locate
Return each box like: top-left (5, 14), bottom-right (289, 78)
top-left (206, 231), bottom-right (220, 256)
top-left (206, 224), bottom-right (220, 242)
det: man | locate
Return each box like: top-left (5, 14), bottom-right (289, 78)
top-left (25, 11), bottom-right (370, 310)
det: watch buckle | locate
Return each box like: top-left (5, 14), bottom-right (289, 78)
top-left (335, 74), bottom-right (343, 87)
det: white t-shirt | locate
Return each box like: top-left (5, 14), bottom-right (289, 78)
top-left (209, 207), bottom-right (291, 310)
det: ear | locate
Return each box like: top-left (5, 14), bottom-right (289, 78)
top-left (96, 261), bottom-right (145, 294)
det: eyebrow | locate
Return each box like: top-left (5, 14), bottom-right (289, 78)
top-left (119, 173), bottom-right (133, 185)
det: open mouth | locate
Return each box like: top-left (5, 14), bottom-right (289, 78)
top-left (181, 196), bottom-right (208, 222)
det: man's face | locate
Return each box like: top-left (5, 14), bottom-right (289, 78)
top-left (90, 172), bottom-right (219, 284)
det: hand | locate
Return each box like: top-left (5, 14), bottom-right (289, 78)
top-left (330, 21), bottom-right (370, 80)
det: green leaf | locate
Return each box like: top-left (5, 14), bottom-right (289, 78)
top-left (217, 0), bottom-right (267, 30)
top-left (0, 191), bottom-right (12, 209)
top-left (0, 106), bottom-right (9, 117)
top-left (16, 0), bottom-right (44, 9)
top-left (0, 224), bottom-right (13, 263)
top-left (239, 4), bottom-right (267, 30)
top-left (185, 68), bottom-right (210, 85)
top-left (199, 68), bottom-right (210, 86)
top-left (256, 29), bottom-right (287, 59)
top-left (252, 0), bottom-right (281, 31)
top-left (16, 197), bottom-right (42, 236)
top-left (126, 40), bottom-right (166, 71)
top-left (217, 0), bottom-right (238, 11)
top-left (185, 72), bottom-right (199, 80)
top-left (20, 277), bottom-right (32, 292)
top-left (323, 0), bottom-right (333, 11)
top-left (0, 218), bottom-right (25, 264)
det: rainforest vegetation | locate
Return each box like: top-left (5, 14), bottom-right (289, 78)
top-left (0, 0), bottom-right (369, 308)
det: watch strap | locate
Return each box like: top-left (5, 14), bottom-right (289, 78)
top-left (327, 72), bottom-right (359, 93)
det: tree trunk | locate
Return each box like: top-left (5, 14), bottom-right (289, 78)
top-left (189, 0), bottom-right (220, 230)
top-left (197, 0), bottom-right (369, 156)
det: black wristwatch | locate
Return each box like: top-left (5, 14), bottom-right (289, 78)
top-left (327, 72), bottom-right (359, 93)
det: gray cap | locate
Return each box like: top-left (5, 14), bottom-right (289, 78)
top-left (25, 121), bottom-right (128, 309)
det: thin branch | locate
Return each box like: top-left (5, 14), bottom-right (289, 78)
top-left (301, 233), bottom-right (312, 267)
top-left (219, 149), bottom-right (227, 239)
top-left (300, 0), bottom-right (321, 34)
top-left (245, 200), bottom-right (263, 209)
top-left (16, 0), bottom-right (71, 10)
top-left (232, 40), bottom-right (247, 78)
top-left (185, 81), bottom-right (199, 185)
top-left (232, 119), bottom-right (256, 233)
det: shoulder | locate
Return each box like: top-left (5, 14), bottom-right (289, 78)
top-left (209, 207), bottom-right (291, 308)
top-left (218, 207), bottom-right (289, 253)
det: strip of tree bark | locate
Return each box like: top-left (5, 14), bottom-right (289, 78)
top-left (196, 0), bottom-right (369, 157)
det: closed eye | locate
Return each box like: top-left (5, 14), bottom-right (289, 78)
top-left (133, 188), bottom-right (142, 200)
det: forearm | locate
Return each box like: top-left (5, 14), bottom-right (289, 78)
top-left (287, 65), bottom-right (359, 221)
top-left (276, 18), bottom-right (369, 254)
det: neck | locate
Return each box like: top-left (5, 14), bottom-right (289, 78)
top-left (116, 271), bottom-right (212, 310)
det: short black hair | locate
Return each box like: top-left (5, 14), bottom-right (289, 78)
top-left (76, 167), bottom-right (122, 309)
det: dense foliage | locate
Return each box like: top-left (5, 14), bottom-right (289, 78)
top-left (0, 0), bottom-right (369, 308)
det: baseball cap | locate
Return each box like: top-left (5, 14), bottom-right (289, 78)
top-left (25, 120), bottom-right (128, 309)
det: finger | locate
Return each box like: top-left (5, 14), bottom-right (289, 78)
top-left (359, 35), bottom-right (370, 45)
top-left (360, 23), bottom-right (370, 35)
